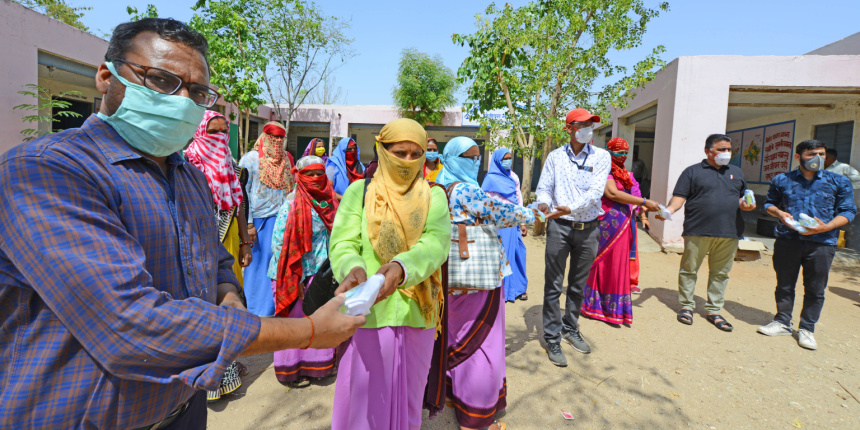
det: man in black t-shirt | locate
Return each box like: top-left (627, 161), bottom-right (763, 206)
top-left (657, 134), bottom-right (756, 332)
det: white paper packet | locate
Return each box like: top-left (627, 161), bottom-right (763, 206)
top-left (339, 274), bottom-right (386, 316)
top-left (658, 204), bottom-right (673, 221)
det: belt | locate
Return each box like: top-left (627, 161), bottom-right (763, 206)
top-left (133, 397), bottom-right (192, 430)
top-left (552, 218), bottom-right (599, 230)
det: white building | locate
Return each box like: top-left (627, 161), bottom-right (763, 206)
top-left (607, 35), bottom-right (860, 250)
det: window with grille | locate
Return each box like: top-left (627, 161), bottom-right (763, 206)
top-left (814, 121), bottom-right (854, 162)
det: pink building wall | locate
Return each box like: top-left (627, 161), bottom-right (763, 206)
top-left (0, 0), bottom-right (107, 153)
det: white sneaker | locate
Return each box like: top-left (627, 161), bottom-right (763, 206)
top-left (797, 329), bottom-right (817, 350)
top-left (757, 321), bottom-right (792, 336)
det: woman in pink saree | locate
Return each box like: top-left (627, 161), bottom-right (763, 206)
top-left (581, 138), bottom-right (660, 325)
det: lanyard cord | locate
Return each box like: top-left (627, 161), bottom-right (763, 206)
top-left (567, 144), bottom-right (589, 170)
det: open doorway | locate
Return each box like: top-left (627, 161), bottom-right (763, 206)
top-left (52, 97), bottom-right (91, 132)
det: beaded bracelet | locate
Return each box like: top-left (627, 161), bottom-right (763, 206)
top-left (239, 241), bottom-right (254, 247)
top-left (301, 315), bottom-right (314, 349)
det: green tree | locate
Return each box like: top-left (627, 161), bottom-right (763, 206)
top-left (257, 0), bottom-right (353, 134)
top-left (13, 84), bottom-right (83, 141)
top-left (126, 4), bottom-right (159, 21)
top-left (191, 0), bottom-right (269, 156)
top-left (393, 48), bottom-right (457, 127)
top-left (454, 0), bottom-right (668, 195)
top-left (14, 0), bottom-right (91, 31)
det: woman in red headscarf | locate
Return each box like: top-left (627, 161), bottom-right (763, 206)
top-left (267, 155), bottom-right (339, 384)
top-left (238, 122), bottom-right (295, 318)
top-left (580, 138), bottom-right (662, 326)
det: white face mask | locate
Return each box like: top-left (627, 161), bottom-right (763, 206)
top-left (714, 152), bottom-right (732, 166)
top-left (574, 126), bottom-right (593, 144)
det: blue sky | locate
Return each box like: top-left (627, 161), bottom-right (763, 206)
top-left (78, 0), bottom-right (860, 105)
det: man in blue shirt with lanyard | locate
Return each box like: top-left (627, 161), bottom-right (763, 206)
top-left (758, 139), bottom-right (856, 350)
top-left (537, 108), bottom-right (621, 367)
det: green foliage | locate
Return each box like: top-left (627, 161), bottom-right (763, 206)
top-left (256, 0), bottom-right (353, 129)
top-left (13, 84), bottom-right (83, 141)
top-left (392, 48), bottom-right (458, 127)
top-left (454, 0), bottom-right (669, 191)
top-left (126, 4), bottom-right (159, 21)
top-left (190, 0), bottom-right (269, 152)
top-left (14, 0), bottom-right (91, 31)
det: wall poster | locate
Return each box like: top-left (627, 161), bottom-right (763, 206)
top-left (727, 130), bottom-right (743, 167)
top-left (740, 127), bottom-right (764, 183)
top-left (761, 122), bottom-right (795, 182)
top-left (727, 120), bottom-right (795, 184)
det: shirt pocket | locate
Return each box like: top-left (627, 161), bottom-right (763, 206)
top-left (815, 189), bottom-right (836, 209)
top-left (574, 170), bottom-right (594, 190)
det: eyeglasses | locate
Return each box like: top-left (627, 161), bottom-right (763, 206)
top-left (459, 154), bottom-right (481, 162)
top-left (112, 58), bottom-right (221, 108)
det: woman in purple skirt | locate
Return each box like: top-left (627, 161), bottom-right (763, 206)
top-left (268, 155), bottom-right (339, 384)
top-left (436, 137), bottom-right (544, 430)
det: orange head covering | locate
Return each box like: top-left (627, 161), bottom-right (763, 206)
top-left (255, 122), bottom-right (293, 190)
top-left (607, 137), bottom-right (634, 190)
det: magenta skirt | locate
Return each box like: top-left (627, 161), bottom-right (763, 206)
top-left (331, 326), bottom-right (435, 430)
top-left (271, 280), bottom-right (337, 382)
top-left (446, 287), bottom-right (507, 429)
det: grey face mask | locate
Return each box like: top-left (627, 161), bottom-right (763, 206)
top-left (803, 155), bottom-right (824, 172)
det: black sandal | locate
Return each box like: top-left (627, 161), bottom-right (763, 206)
top-left (677, 309), bottom-right (693, 325)
top-left (706, 314), bottom-right (734, 332)
top-left (517, 293), bottom-right (528, 301)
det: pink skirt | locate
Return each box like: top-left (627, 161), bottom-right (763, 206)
top-left (271, 283), bottom-right (337, 382)
top-left (331, 326), bottom-right (435, 430)
top-left (446, 287), bottom-right (507, 429)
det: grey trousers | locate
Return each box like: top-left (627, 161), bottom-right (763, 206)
top-left (543, 219), bottom-right (599, 343)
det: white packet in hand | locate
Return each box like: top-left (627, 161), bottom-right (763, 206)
top-left (784, 218), bottom-right (808, 233)
top-left (798, 213), bottom-right (819, 229)
top-left (340, 274), bottom-right (386, 316)
top-left (658, 204), bottom-right (673, 221)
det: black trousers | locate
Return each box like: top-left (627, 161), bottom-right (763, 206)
top-left (542, 219), bottom-right (599, 343)
top-left (772, 238), bottom-right (836, 333)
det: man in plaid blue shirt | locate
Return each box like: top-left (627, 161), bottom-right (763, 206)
top-left (0, 18), bottom-right (364, 429)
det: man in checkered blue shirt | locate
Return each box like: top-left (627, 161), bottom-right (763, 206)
top-left (0, 18), bottom-right (363, 430)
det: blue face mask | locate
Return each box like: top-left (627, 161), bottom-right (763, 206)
top-left (500, 159), bottom-right (513, 170)
top-left (425, 151), bottom-right (439, 161)
top-left (97, 62), bottom-right (206, 157)
top-left (447, 156), bottom-right (480, 183)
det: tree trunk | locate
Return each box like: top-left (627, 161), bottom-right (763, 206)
top-left (235, 107), bottom-right (245, 157)
top-left (520, 133), bottom-right (535, 199)
top-left (244, 108), bottom-right (251, 155)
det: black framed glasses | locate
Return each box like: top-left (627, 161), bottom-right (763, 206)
top-left (112, 58), bottom-right (221, 108)
top-left (459, 154), bottom-right (481, 162)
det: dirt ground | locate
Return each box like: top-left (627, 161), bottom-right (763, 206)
top-left (207, 231), bottom-right (860, 429)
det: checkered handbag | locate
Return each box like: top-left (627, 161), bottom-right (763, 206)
top-left (445, 182), bottom-right (503, 291)
top-left (447, 223), bottom-right (503, 291)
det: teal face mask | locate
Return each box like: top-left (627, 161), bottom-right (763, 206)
top-left (500, 159), bottom-right (513, 170)
top-left (97, 62), bottom-right (206, 157)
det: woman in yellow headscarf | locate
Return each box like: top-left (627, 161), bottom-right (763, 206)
top-left (329, 118), bottom-right (451, 430)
